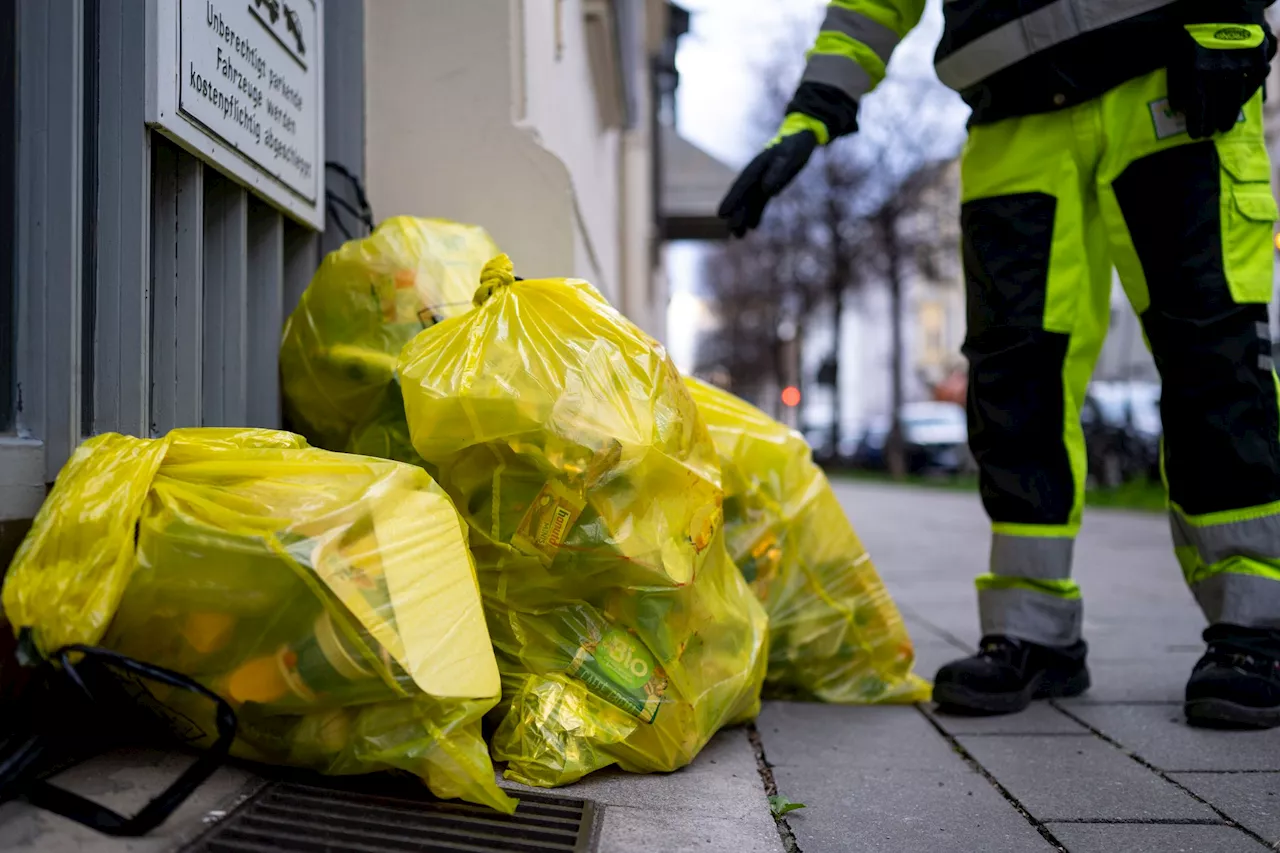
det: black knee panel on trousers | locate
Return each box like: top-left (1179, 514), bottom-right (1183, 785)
top-left (1114, 142), bottom-right (1280, 514)
top-left (962, 192), bottom-right (1076, 525)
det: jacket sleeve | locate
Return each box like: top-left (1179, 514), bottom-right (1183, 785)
top-left (800, 0), bottom-right (928, 103)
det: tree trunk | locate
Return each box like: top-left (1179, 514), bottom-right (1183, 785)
top-left (883, 216), bottom-right (908, 480)
top-left (825, 177), bottom-right (845, 459)
top-left (823, 288), bottom-right (846, 458)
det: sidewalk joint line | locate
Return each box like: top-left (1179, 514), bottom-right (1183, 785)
top-left (947, 727), bottom-right (1095, 732)
top-left (1045, 818), bottom-right (1227, 825)
top-left (896, 602), bottom-right (974, 652)
top-left (1161, 769), bottom-right (1280, 775)
top-left (746, 722), bottom-right (803, 853)
top-left (1050, 700), bottom-right (1273, 848)
top-left (915, 705), bottom-right (1068, 852)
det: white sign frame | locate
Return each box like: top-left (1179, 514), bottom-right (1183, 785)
top-left (147, 0), bottom-right (326, 230)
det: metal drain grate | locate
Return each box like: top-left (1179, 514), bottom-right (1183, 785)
top-left (183, 778), bottom-right (599, 852)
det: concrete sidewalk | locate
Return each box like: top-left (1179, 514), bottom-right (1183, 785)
top-left (754, 480), bottom-right (1280, 853)
top-left (2, 480), bottom-right (1277, 852)
top-left (570, 480), bottom-right (1279, 852)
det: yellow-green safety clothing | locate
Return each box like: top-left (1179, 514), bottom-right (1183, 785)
top-left (796, 1), bottom-right (1271, 128)
top-left (961, 69), bottom-right (1280, 644)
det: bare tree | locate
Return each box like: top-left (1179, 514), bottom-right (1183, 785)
top-left (699, 20), bottom-right (965, 473)
top-left (867, 157), bottom-right (960, 476)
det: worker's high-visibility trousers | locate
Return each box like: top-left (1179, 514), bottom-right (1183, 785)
top-left (961, 68), bottom-right (1280, 646)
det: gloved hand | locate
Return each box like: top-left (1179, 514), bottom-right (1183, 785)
top-left (1168, 23), bottom-right (1276, 140)
top-left (718, 114), bottom-right (827, 238)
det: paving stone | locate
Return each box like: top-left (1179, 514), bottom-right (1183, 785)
top-left (596, 805), bottom-right (783, 853)
top-left (0, 748), bottom-right (261, 853)
top-left (1059, 657), bottom-right (1199, 704)
top-left (927, 703), bottom-right (1088, 736)
top-left (503, 728), bottom-right (769, 822)
top-left (757, 702), bottom-right (964, 772)
top-left (1067, 704), bottom-right (1280, 771)
top-left (1044, 822), bottom-right (1263, 852)
top-left (1080, 629), bottom-right (1209, 663)
top-left (773, 763), bottom-right (1053, 853)
top-left (957, 734), bottom-right (1216, 822)
top-left (1173, 773), bottom-right (1280, 845)
top-left (904, 635), bottom-right (966, 684)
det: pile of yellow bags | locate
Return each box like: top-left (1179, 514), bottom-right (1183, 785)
top-left (277, 223), bottom-right (930, 752)
top-left (279, 217), bottom-right (500, 465)
top-left (2, 428), bottom-right (514, 813)
top-left (397, 256), bottom-right (770, 786)
top-left (686, 378), bottom-right (931, 704)
top-left (4, 220), bottom-right (932, 813)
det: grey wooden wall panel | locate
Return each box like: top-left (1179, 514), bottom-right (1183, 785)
top-left (247, 199), bottom-right (284, 428)
top-left (0, 0), bottom-right (16, 433)
top-left (322, 0), bottom-right (366, 257)
top-left (150, 140), bottom-right (204, 435)
top-left (5, 0), bottom-right (362, 512)
top-left (202, 172), bottom-right (249, 427)
top-left (283, 220), bottom-right (319, 318)
top-left (15, 0), bottom-right (83, 479)
top-left (93, 0), bottom-right (150, 437)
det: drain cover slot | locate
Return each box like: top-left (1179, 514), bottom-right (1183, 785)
top-left (184, 779), bottom-right (598, 852)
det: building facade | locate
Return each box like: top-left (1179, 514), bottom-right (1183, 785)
top-left (364, 0), bottom-right (669, 342)
top-left (0, 0), bottom-right (677, 561)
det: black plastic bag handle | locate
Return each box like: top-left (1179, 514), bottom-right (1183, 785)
top-left (18, 645), bottom-right (238, 837)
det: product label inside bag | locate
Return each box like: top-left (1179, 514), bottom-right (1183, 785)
top-left (567, 627), bottom-right (668, 723)
top-left (512, 481), bottom-right (585, 563)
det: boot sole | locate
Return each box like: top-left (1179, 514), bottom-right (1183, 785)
top-left (1185, 698), bottom-right (1280, 730)
top-left (933, 668), bottom-right (1090, 716)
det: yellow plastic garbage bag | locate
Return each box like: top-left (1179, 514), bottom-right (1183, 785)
top-left (398, 255), bottom-right (770, 788)
top-left (685, 378), bottom-right (932, 704)
top-left (2, 428), bottom-right (515, 813)
top-left (280, 217), bottom-right (500, 462)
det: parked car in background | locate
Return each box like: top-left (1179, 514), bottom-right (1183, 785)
top-left (851, 401), bottom-right (971, 475)
top-left (1081, 380), bottom-right (1162, 487)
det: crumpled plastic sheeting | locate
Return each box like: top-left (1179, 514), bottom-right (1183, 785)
top-left (398, 255), bottom-right (770, 787)
top-left (685, 378), bottom-right (931, 704)
top-left (2, 428), bottom-right (514, 812)
top-left (280, 217), bottom-right (500, 464)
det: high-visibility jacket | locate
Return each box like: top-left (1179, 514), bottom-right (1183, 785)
top-left (805, 1), bottom-right (1273, 125)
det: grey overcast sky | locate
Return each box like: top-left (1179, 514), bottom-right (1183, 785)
top-left (673, 0), bottom-right (966, 167)
top-left (663, 0), bottom-right (970, 371)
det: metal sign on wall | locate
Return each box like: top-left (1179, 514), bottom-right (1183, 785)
top-left (148, 0), bottom-right (325, 229)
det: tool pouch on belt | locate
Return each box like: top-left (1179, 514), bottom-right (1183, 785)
top-left (0, 630), bottom-right (237, 837)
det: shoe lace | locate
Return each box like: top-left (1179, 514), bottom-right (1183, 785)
top-left (1206, 643), bottom-right (1280, 676)
top-left (978, 637), bottom-right (1024, 666)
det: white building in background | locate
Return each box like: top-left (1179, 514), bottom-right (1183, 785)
top-left (364, 0), bottom-right (674, 341)
top-left (2, 0), bottom-right (711, 556)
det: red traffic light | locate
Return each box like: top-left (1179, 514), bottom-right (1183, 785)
top-left (781, 386), bottom-right (801, 408)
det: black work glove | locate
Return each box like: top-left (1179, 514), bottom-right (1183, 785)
top-left (717, 129), bottom-right (819, 238)
top-left (1168, 23), bottom-right (1276, 140)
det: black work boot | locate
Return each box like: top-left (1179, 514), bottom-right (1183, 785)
top-left (933, 635), bottom-right (1090, 714)
top-left (1185, 625), bottom-right (1280, 730)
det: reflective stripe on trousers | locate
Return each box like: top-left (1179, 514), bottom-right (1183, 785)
top-left (979, 535), bottom-right (1082, 646)
top-left (963, 70), bottom-right (1280, 644)
top-left (1172, 507), bottom-right (1280, 629)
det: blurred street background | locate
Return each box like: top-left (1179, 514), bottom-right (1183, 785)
top-left (660, 0), bottom-right (1280, 510)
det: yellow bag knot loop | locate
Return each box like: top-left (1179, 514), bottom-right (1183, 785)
top-left (473, 254), bottom-right (516, 307)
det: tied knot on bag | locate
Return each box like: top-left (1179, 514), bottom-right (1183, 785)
top-left (473, 254), bottom-right (517, 307)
